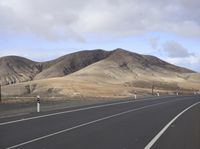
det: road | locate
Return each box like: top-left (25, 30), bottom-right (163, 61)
top-left (0, 95), bottom-right (200, 149)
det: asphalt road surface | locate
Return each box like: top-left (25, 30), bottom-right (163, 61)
top-left (0, 95), bottom-right (200, 149)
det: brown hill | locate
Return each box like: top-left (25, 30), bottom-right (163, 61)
top-left (0, 50), bottom-right (110, 85)
top-left (107, 49), bottom-right (193, 73)
top-left (34, 49), bottom-right (110, 80)
top-left (69, 48), bottom-right (195, 85)
top-left (1, 49), bottom-right (200, 100)
top-left (0, 56), bottom-right (41, 85)
top-left (66, 49), bottom-right (198, 93)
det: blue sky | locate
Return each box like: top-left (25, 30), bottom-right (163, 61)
top-left (0, 0), bottom-right (200, 72)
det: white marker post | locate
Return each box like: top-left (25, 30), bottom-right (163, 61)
top-left (36, 95), bottom-right (40, 112)
top-left (134, 91), bottom-right (137, 100)
top-left (157, 92), bottom-right (160, 97)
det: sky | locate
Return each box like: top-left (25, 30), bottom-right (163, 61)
top-left (0, 0), bottom-right (200, 72)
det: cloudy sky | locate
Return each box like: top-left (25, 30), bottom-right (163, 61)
top-left (0, 0), bottom-right (200, 71)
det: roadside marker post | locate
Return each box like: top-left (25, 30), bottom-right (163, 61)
top-left (36, 95), bottom-right (40, 112)
top-left (134, 91), bottom-right (137, 100)
top-left (0, 83), bottom-right (1, 104)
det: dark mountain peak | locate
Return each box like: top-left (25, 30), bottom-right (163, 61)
top-left (112, 48), bottom-right (135, 54)
top-left (108, 48), bottom-right (145, 66)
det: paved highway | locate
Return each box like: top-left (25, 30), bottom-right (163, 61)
top-left (0, 96), bottom-right (199, 149)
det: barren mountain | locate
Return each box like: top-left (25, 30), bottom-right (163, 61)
top-left (1, 49), bottom-right (200, 100)
top-left (34, 49), bottom-right (110, 80)
top-left (64, 49), bottom-right (198, 94)
top-left (69, 48), bottom-right (195, 86)
top-left (0, 50), bottom-right (110, 85)
top-left (0, 56), bottom-right (40, 85)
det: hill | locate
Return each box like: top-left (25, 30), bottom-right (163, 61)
top-left (0, 56), bottom-right (40, 85)
top-left (1, 49), bottom-right (200, 100)
top-left (34, 49), bottom-right (110, 80)
top-left (0, 50), bottom-right (110, 85)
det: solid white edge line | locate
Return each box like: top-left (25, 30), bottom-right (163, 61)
top-left (6, 99), bottom-right (181, 149)
top-left (0, 96), bottom-right (169, 126)
top-left (144, 101), bottom-right (200, 149)
top-left (0, 100), bottom-right (132, 126)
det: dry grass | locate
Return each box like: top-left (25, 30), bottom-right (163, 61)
top-left (2, 63), bottom-right (200, 102)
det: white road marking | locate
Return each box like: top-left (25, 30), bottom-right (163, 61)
top-left (6, 98), bottom-right (185, 149)
top-left (0, 96), bottom-right (170, 126)
top-left (144, 101), bottom-right (200, 149)
top-left (0, 100), bottom-right (134, 126)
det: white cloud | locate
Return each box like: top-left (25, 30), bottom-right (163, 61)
top-left (166, 55), bottom-right (200, 72)
top-left (161, 40), bottom-right (200, 71)
top-left (0, 0), bottom-right (199, 72)
top-left (162, 41), bottom-right (193, 58)
top-left (0, 0), bottom-right (200, 41)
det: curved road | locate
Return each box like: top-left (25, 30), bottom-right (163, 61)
top-left (0, 95), bottom-right (199, 149)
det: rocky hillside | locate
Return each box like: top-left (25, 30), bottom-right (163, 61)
top-left (0, 49), bottom-right (110, 85)
top-left (34, 49), bottom-right (110, 80)
top-left (0, 56), bottom-right (41, 85)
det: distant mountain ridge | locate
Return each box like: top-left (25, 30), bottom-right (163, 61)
top-left (0, 49), bottom-right (195, 85)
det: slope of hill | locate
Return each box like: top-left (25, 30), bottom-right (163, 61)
top-left (0, 49), bottom-right (110, 85)
top-left (70, 49), bottom-right (194, 84)
top-left (1, 49), bottom-right (200, 100)
top-left (0, 56), bottom-right (41, 85)
top-left (65, 49), bottom-right (198, 93)
top-left (34, 49), bottom-right (110, 80)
